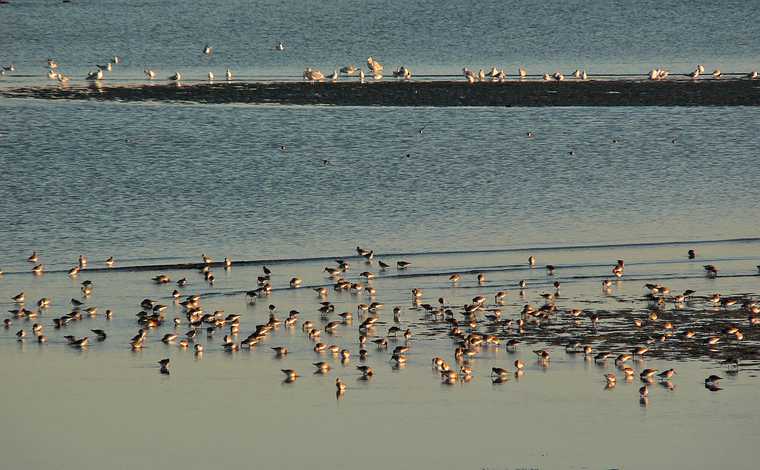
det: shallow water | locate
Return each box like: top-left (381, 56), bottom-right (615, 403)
top-left (1, 238), bottom-right (760, 469)
top-left (3, 2), bottom-right (760, 466)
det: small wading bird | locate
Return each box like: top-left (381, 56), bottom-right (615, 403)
top-left (1, 242), bottom-right (746, 408)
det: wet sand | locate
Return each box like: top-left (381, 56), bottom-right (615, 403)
top-left (3, 79), bottom-right (760, 106)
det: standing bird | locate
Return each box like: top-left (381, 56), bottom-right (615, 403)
top-left (86, 69), bottom-right (104, 80)
top-left (367, 56), bottom-right (383, 73)
top-left (203, 44), bottom-right (212, 55)
top-left (281, 369), bottom-right (299, 381)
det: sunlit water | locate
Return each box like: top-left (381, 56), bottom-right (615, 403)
top-left (3, 1), bottom-right (760, 466)
top-left (1, 238), bottom-right (759, 469)
top-left (2, 100), bottom-right (760, 468)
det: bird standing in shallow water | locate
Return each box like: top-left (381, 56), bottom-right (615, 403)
top-left (704, 265), bottom-right (718, 277)
top-left (282, 369), bottom-right (299, 381)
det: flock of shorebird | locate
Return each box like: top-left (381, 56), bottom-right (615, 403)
top-left (3, 45), bottom-right (759, 85)
top-left (4, 246), bottom-right (759, 402)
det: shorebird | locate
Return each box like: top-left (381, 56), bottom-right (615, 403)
top-left (391, 354), bottom-right (407, 365)
top-left (533, 349), bottom-right (550, 361)
top-left (705, 375), bottom-right (722, 384)
top-left (397, 261), bottom-right (411, 269)
top-left (144, 69), bottom-right (156, 79)
top-left (282, 369), bottom-right (299, 380)
top-left (275, 41), bottom-right (285, 51)
top-left (208, 72), bottom-right (215, 81)
top-left (463, 68), bottom-right (477, 83)
top-left (162, 333), bottom-right (178, 343)
top-left (168, 72), bottom-right (181, 81)
top-left (158, 359), bottom-right (170, 374)
top-left (203, 44), bottom-right (212, 55)
top-left (704, 265), bottom-right (718, 277)
top-left (340, 65), bottom-right (357, 75)
top-left (313, 362), bottom-right (330, 373)
top-left (336, 378), bottom-right (347, 392)
top-left (367, 56), bottom-right (383, 73)
top-left (640, 368), bottom-right (658, 381)
top-left (86, 69), bottom-right (104, 80)
top-left (91, 329), bottom-right (107, 340)
top-left (518, 67), bottom-right (527, 78)
top-left (303, 68), bottom-right (325, 82)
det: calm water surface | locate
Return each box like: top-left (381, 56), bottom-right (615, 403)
top-left (1, 240), bottom-right (759, 469)
top-left (2, 2), bottom-right (760, 467)
top-left (1, 101), bottom-right (760, 266)
top-left (1, 100), bottom-right (759, 469)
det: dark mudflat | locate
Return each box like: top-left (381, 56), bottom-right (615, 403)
top-left (3, 79), bottom-right (760, 106)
